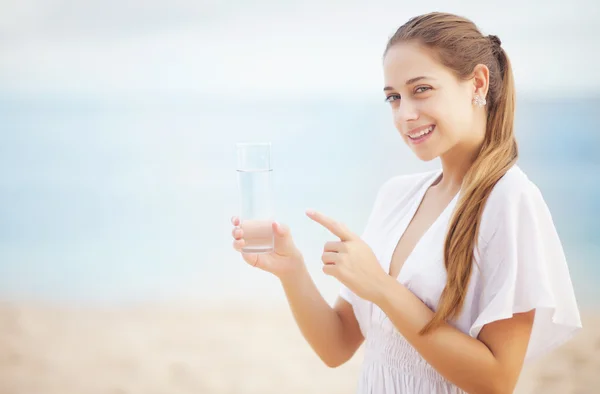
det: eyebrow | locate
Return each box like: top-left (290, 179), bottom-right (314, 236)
top-left (383, 76), bottom-right (431, 91)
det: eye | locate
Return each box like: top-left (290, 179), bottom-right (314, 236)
top-left (384, 94), bottom-right (401, 103)
top-left (415, 86), bottom-right (432, 94)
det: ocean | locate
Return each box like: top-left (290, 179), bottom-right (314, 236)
top-left (0, 95), bottom-right (598, 308)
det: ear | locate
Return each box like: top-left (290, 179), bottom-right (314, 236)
top-left (472, 64), bottom-right (490, 99)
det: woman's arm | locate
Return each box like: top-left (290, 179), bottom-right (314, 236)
top-left (375, 276), bottom-right (534, 394)
top-left (305, 209), bottom-right (534, 390)
top-left (281, 263), bottom-right (364, 367)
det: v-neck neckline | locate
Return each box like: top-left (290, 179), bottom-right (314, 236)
top-left (386, 169), bottom-right (460, 281)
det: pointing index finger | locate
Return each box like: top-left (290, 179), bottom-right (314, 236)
top-left (306, 209), bottom-right (355, 241)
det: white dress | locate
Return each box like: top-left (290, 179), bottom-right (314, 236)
top-left (339, 165), bottom-right (582, 394)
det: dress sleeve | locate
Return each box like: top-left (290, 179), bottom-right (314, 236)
top-left (469, 183), bottom-right (582, 361)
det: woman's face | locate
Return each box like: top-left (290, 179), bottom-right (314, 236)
top-left (382, 42), bottom-right (484, 162)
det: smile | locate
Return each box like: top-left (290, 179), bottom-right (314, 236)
top-left (407, 125), bottom-right (435, 143)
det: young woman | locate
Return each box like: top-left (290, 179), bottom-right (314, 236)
top-left (230, 12), bottom-right (582, 394)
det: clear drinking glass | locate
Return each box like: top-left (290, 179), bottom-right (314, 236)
top-left (236, 142), bottom-right (274, 254)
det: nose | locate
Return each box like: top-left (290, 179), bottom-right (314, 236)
top-left (393, 100), bottom-right (419, 126)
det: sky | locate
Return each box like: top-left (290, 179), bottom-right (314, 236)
top-left (0, 0), bottom-right (599, 100)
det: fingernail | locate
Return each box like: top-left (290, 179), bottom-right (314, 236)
top-left (306, 209), bottom-right (315, 215)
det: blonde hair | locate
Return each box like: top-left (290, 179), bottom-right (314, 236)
top-left (384, 12), bottom-right (518, 334)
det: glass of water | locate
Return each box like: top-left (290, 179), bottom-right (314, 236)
top-left (236, 142), bottom-right (274, 254)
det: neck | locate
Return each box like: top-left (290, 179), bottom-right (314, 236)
top-left (435, 133), bottom-right (485, 194)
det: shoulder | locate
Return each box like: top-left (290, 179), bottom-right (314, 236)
top-left (485, 165), bottom-right (541, 206)
top-left (479, 164), bottom-right (550, 244)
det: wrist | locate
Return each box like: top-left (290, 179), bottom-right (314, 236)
top-left (277, 255), bottom-right (307, 284)
top-left (372, 274), bottom-right (400, 308)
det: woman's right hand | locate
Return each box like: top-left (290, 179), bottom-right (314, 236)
top-left (231, 216), bottom-right (305, 280)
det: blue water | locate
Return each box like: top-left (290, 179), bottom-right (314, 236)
top-left (0, 95), bottom-right (599, 307)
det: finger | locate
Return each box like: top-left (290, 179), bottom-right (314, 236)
top-left (272, 221), bottom-right (289, 237)
top-left (322, 264), bottom-right (339, 277)
top-left (232, 239), bottom-right (245, 252)
top-left (324, 241), bottom-right (345, 253)
top-left (272, 222), bottom-right (298, 252)
top-left (321, 251), bottom-right (340, 265)
top-left (241, 252), bottom-right (259, 267)
top-left (306, 210), bottom-right (355, 241)
top-left (231, 216), bottom-right (240, 226)
top-left (232, 227), bottom-right (243, 240)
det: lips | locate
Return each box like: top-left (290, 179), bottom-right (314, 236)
top-left (407, 124), bottom-right (435, 140)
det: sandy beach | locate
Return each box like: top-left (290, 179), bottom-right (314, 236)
top-left (0, 301), bottom-right (597, 394)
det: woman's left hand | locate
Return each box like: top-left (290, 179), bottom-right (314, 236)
top-left (306, 209), bottom-right (390, 303)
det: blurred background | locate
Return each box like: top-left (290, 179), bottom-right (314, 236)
top-left (1, 0), bottom-right (598, 393)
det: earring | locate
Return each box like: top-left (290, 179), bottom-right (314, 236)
top-left (473, 95), bottom-right (487, 107)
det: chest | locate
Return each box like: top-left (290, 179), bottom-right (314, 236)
top-left (349, 176), bottom-right (486, 339)
top-left (388, 190), bottom-right (455, 279)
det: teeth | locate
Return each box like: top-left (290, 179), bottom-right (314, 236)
top-left (409, 126), bottom-right (434, 139)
